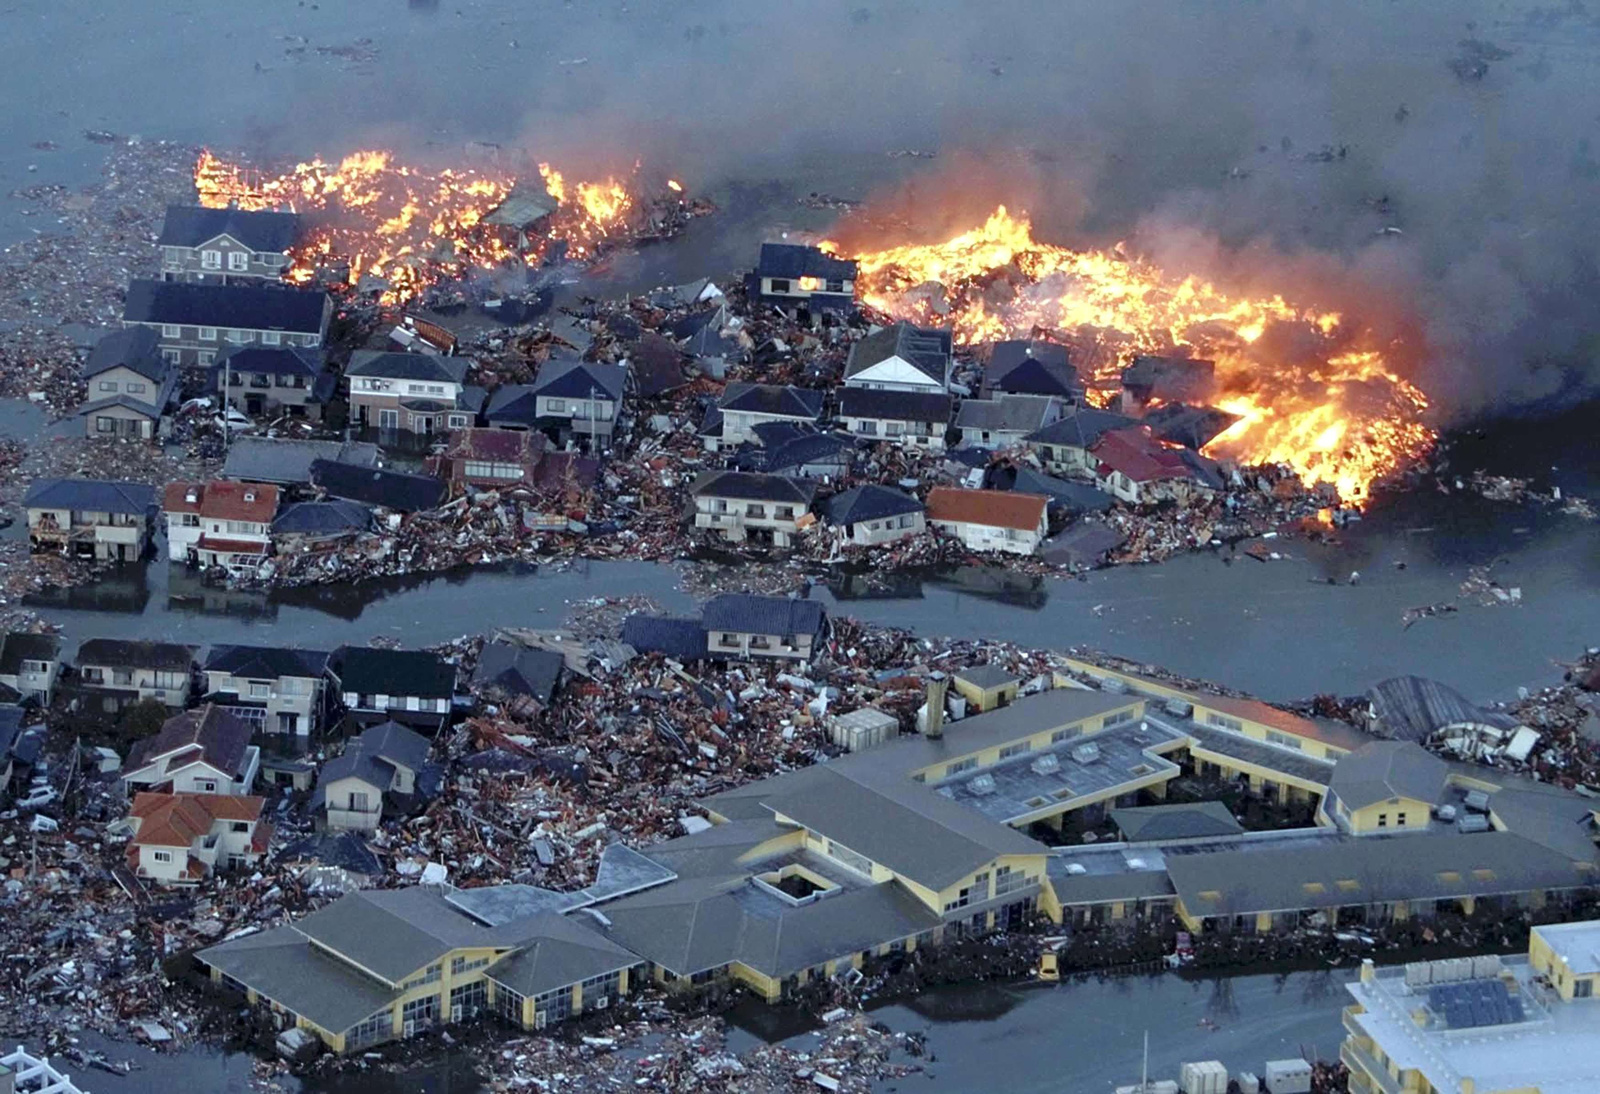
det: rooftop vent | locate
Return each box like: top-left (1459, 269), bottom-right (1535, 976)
top-left (184, 488), bottom-right (199, 504)
top-left (1031, 753), bottom-right (1061, 776)
top-left (1464, 790), bottom-right (1491, 813)
top-left (1071, 742), bottom-right (1102, 765)
top-left (1457, 814), bottom-right (1491, 834)
top-left (243, 490), bottom-right (256, 503)
top-left (1065, 863), bottom-right (1087, 875)
top-left (1164, 698), bottom-right (1193, 717)
top-left (966, 774), bottom-right (997, 796)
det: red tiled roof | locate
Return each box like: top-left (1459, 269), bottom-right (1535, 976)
top-left (250, 820), bottom-right (274, 854)
top-left (163, 480), bottom-right (280, 523)
top-left (197, 535), bottom-right (270, 555)
top-left (925, 487), bottom-right (1047, 532)
top-left (1092, 426), bottom-right (1193, 484)
top-left (129, 790), bottom-right (264, 847)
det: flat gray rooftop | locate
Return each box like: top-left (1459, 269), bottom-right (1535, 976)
top-left (1164, 716), bottom-right (1337, 785)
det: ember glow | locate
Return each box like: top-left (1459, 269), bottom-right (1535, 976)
top-left (833, 207), bottom-right (1434, 504)
top-left (195, 150), bottom-right (641, 304)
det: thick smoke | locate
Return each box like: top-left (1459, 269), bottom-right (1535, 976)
top-left (266, 0), bottom-right (1600, 420)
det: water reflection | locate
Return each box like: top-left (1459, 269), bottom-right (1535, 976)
top-left (167, 566), bottom-right (277, 620)
top-left (827, 569), bottom-right (926, 601)
top-left (927, 564), bottom-right (1049, 609)
top-left (25, 563), bottom-right (151, 613)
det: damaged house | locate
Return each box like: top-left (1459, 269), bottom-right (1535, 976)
top-left (837, 388), bottom-right (953, 453)
top-left (78, 327), bottom-right (180, 441)
top-left (122, 704), bottom-right (260, 796)
top-left (519, 357), bottom-right (629, 449)
top-left (955, 394), bottom-right (1063, 450)
top-left (73, 638), bottom-right (196, 711)
top-left (1367, 676), bottom-right (1535, 761)
top-left (329, 645), bottom-right (456, 732)
top-left (24, 478), bottom-right (155, 561)
top-left (1023, 406), bottom-right (1137, 476)
top-left (702, 593), bottom-right (829, 664)
top-left (749, 242), bottom-right (857, 315)
top-left (0, 632), bottom-right (63, 706)
top-left (309, 459), bottom-right (448, 515)
top-left (1092, 425), bottom-right (1222, 505)
top-left (983, 340), bottom-right (1081, 401)
top-left (824, 484), bottom-right (926, 547)
top-left (124, 791), bottom-right (270, 885)
top-left (702, 383), bottom-right (823, 451)
top-left (926, 487), bottom-right (1049, 557)
top-left (214, 344), bottom-right (334, 422)
top-left (470, 642), bottom-right (564, 718)
top-left (689, 470), bottom-right (818, 548)
top-left (163, 480), bottom-right (279, 572)
top-left (157, 203), bottom-right (300, 284)
top-left (271, 499), bottom-right (374, 556)
top-left (436, 428), bottom-right (548, 492)
top-left (313, 720), bottom-right (433, 832)
top-left (346, 351), bottom-right (478, 439)
top-left (1120, 355), bottom-right (1216, 415)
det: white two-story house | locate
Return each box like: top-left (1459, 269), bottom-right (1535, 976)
top-left (122, 704), bottom-right (261, 796)
top-left (202, 644), bottom-right (330, 738)
top-left (493, 357), bottom-right (628, 449)
top-left (163, 480), bottom-right (280, 572)
top-left (925, 487), bottom-right (1049, 557)
top-left (74, 639), bottom-right (196, 712)
top-left (313, 720), bottom-right (433, 832)
top-left (703, 383), bottom-right (824, 451)
top-left (843, 322), bottom-right (953, 394)
top-left (689, 470), bottom-right (818, 549)
top-left (125, 791), bottom-right (269, 885)
top-left (750, 243), bottom-right (857, 314)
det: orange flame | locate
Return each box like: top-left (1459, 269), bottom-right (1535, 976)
top-left (832, 206), bottom-right (1434, 504)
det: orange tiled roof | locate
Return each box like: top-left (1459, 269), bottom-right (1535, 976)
top-left (130, 791), bottom-right (264, 847)
top-left (163, 480), bottom-right (280, 523)
top-left (925, 486), bottom-right (1048, 532)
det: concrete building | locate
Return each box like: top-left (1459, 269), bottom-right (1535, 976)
top-left (843, 322), bottom-right (952, 393)
top-left (122, 704), bottom-right (260, 796)
top-left (163, 480), bottom-right (279, 572)
top-left (313, 720), bottom-right (433, 832)
top-left (1343, 928), bottom-right (1600, 1094)
top-left (74, 638), bottom-right (196, 711)
top-left (925, 487), bottom-right (1049, 556)
top-left (749, 243), bottom-right (857, 314)
top-left (689, 470), bottom-right (817, 548)
top-left (836, 388), bottom-right (952, 452)
top-left (23, 478), bottom-right (154, 562)
top-left (201, 645), bottom-right (330, 738)
top-left (823, 484), bottom-right (925, 546)
top-left (122, 279), bottom-right (330, 368)
top-left (952, 664), bottom-right (1021, 713)
top-left (125, 791), bottom-right (269, 885)
top-left (156, 204), bottom-right (300, 284)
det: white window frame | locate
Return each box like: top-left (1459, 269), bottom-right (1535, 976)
top-left (199, 326), bottom-right (217, 342)
top-left (161, 324), bottom-right (181, 339)
top-left (201, 249), bottom-right (222, 270)
top-left (152, 850), bottom-right (173, 863)
top-left (262, 331), bottom-right (280, 345)
top-left (227, 250), bottom-right (249, 271)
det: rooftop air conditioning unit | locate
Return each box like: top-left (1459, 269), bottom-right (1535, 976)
top-left (593, 996), bottom-right (609, 1010)
top-left (1071, 742), bottom-right (1102, 765)
top-left (1065, 863), bottom-right (1088, 875)
top-left (967, 774), bottom-right (997, 796)
top-left (1031, 754), bottom-right (1061, 776)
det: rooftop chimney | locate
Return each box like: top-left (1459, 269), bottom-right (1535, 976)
top-left (923, 678), bottom-right (947, 739)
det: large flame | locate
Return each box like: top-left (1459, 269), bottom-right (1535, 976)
top-left (195, 150), bottom-right (639, 304)
top-left (832, 207), bottom-right (1434, 504)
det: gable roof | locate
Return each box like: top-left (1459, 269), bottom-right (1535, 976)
top-left (1121, 355), bottom-right (1216, 402)
top-left (271, 499), bottom-right (373, 536)
top-left (309, 459), bottom-right (446, 513)
top-left (216, 344), bottom-right (326, 378)
top-left (1111, 801), bottom-right (1244, 842)
top-left (470, 643), bottom-right (564, 703)
top-left (530, 357), bottom-right (627, 401)
top-left (925, 486), bottom-right (1047, 532)
top-left (763, 432), bottom-right (853, 474)
top-left (756, 243), bottom-right (857, 282)
top-left (198, 923), bottom-right (400, 1034)
top-left (331, 646), bottom-right (455, 700)
top-left (1094, 426), bottom-right (1217, 486)
top-left (346, 350), bottom-right (467, 384)
top-left (0, 632), bottom-right (60, 675)
top-left (83, 327), bottom-right (168, 382)
top-left (1329, 740), bottom-right (1450, 811)
top-left (986, 341), bottom-right (1078, 398)
top-left (837, 387), bottom-right (953, 423)
top-left (23, 478), bottom-right (155, 515)
top-left (131, 792), bottom-right (231, 848)
top-left (127, 704), bottom-right (253, 777)
top-left (76, 638), bottom-right (194, 672)
top-left (620, 615), bottom-right (709, 661)
top-left (702, 594), bottom-right (826, 638)
top-left (163, 480), bottom-right (279, 523)
top-left (75, 393), bottom-right (171, 420)
top-left (825, 484), bottom-right (924, 526)
top-left (688, 470), bottom-right (817, 505)
top-left (204, 644), bottom-right (329, 681)
top-left (157, 204), bottom-right (301, 252)
top-left (444, 426), bottom-right (547, 465)
top-left (1006, 467), bottom-right (1115, 513)
top-left (845, 322), bottom-right (952, 385)
top-left (718, 383), bottom-right (824, 419)
top-left (1025, 405), bottom-right (1137, 449)
top-left (223, 437), bottom-right (379, 486)
top-left (1143, 402), bottom-right (1240, 450)
top-left (1368, 676), bottom-right (1520, 742)
top-left (123, 279), bottom-right (327, 334)
top-left (291, 887), bottom-right (517, 984)
top-left (357, 719), bottom-right (432, 773)
top-left (956, 394), bottom-right (1059, 434)
top-left (483, 912), bottom-right (638, 998)
top-left (484, 385), bottom-right (540, 423)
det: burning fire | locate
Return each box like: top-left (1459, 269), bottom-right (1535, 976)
top-left (195, 150), bottom-right (642, 304)
top-left (832, 207), bottom-right (1434, 504)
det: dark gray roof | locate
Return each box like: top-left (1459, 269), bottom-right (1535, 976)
top-left (718, 383), bottom-right (824, 419)
top-left (986, 341), bottom-right (1078, 398)
top-left (1040, 523), bottom-right (1127, 568)
top-left (123, 279), bottom-right (327, 334)
top-left (756, 243), bottom-right (857, 282)
top-left (1143, 402), bottom-right (1240, 450)
top-left (157, 204), bottom-right (301, 252)
top-left (1008, 468), bottom-right (1114, 513)
top-left (198, 925), bottom-right (398, 1034)
top-left (309, 460), bottom-right (446, 513)
top-left (346, 350), bottom-right (467, 384)
top-left (530, 357), bottom-right (627, 401)
top-left (1111, 801), bottom-right (1244, 842)
top-left (837, 387), bottom-right (953, 423)
top-left (1025, 406), bottom-right (1137, 449)
top-left (0, 632), bottom-right (60, 675)
top-left (216, 344), bottom-right (326, 378)
top-left (331, 646), bottom-right (455, 700)
top-left (126, 704), bottom-right (251, 777)
top-left (483, 912), bottom-right (638, 998)
top-left (290, 888), bottom-right (520, 984)
top-left (204, 644), bottom-right (328, 680)
top-left (688, 470), bottom-right (817, 505)
top-left (1328, 741), bottom-right (1450, 811)
top-left (276, 830), bottom-right (383, 876)
top-left (23, 478), bottom-right (154, 515)
top-left (956, 395), bottom-right (1059, 434)
top-left (356, 719), bottom-right (430, 772)
top-left (83, 327), bottom-right (167, 382)
top-left (223, 438), bottom-right (379, 486)
top-left (620, 615), bottom-right (708, 661)
top-left (1368, 676), bottom-right (1520, 741)
top-left (313, 744), bottom-right (394, 802)
top-left (0, 706), bottom-right (29, 760)
top-left (845, 322), bottom-right (952, 385)
top-left (1165, 830), bottom-right (1594, 918)
top-left (485, 385), bottom-right (538, 423)
top-left (1121, 355), bottom-right (1216, 402)
top-left (75, 392), bottom-right (170, 420)
top-left (701, 594), bottom-right (826, 638)
top-left (271, 499), bottom-right (373, 536)
top-left (76, 638), bottom-right (193, 671)
top-left (471, 642), bottom-right (563, 703)
top-left (764, 433), bottom-right (853, 474)
top-left (825, 484), bottom-right (924, 527)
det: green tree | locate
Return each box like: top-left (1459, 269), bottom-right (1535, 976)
top-left (117, 698), bottom-right (170, 751)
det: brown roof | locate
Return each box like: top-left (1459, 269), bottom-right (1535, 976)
top-left (197, 535), bottom-right (270, 555)
top-left (130, 791), bottom-right (264, 848)
top-left (164, 480), bottom-right (280, 523)
top-left (127, 704), bottom-right (254, 777)
top-left (925, 487), bottom-right (1048, 532)
top-left (1197, 693), bottom-right (1373, 752)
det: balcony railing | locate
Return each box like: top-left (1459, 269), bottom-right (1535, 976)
top-left (1340, 1040), bottom-right (1401, 1094)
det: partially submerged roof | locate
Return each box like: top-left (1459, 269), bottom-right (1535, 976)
top-left (1368, 676), bottom-right (1520, 742)
top-left (223, 437), bottom-right (379, 486)
top-left (23, 478), bottom-right (155, 515)
top-left (925, 486), bottom-right (1047, 532)
top-left (124, 279), bottom-right (327, 333)
top-left (471, 642), bottom-right (563, 703)
top-left (702, 594), bottom-right (826, 638)
top-left (271, 499), bottom-right (373, 536)
top-left (1329, 740), bottom-right (1450, 811)
top-left (1111, 801), bottom-right (1244, 842)
top-left (309, 459), bottom-right (447, 513)
top-left (157, 204), bottom-right (301, 252)
top-left (825, 484), bottom-right (924, 527)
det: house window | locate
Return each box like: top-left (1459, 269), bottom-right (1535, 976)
top-left (401, 994), bottom-right (439, 1029)
top-left (198, 350), bottom-right (215, 366)
top-left (448, 414), bottom-right (468, 429)
top-left (198, 780), bottom-right (217, 793)
top-left (249, 682), bottom-right (270, 698)
top-left (161, 324), bottom-right (181, 338)
top-left (201, 250), bottom-right (222, 269)
top-left (126, 382), bottom-right (146, 395)
top-left (776, 506), bottom-right (794, 519)
top-left (769, 278), bottom-right (791, 293)
top-left (199, 327), bottom-right (217, 342)
top-left (112, 669), bottom-right (133, 686)
top-left (162, 349), bottom-right (181, 365)
top-left (227, 251), bottom-right (249, 271)
top-left (1578, 979), bottom-right (1595, 998)
top-left (230, 821), bottom-right (250, 833)
top-left (825, 839), bottom-right (872, 875)
top-left (886, 421), bottom-right (903, 435)
top-left (1265, 730), bottom-right (1303, 750)
top-left (712, 499), bottom-right (728, 513)
top-left (946, 757), bottom-right (978, 777)
top-left (98, 380), bottom-right (117, 392)
top-left (1396, 813), bottom-right (1407, 827)
top-left (226, 330), bottom-right (248, 344)
top-left (262, 331), bottom-right (280, 345)
top-left (998, 741), bottom-right (1032, 760)
top-left (1205, 712), bottom-right (1244, 732)
top-left (349, 791), bottom-right (371, 812)
top-left (745, 504), bottom-right (766, 518)
top-left (547, 398), bottom-right (566, 413)
top-left (1377, 813), bottom-right (1388, 828)
top-left (858, 420), bottom-right (877, 435)
top-left (152, 850), bottom-right (173, 863)
top-left (95, 416), bottom-right (116, 434)
top-left (826, 279), bottom-right (844, 293)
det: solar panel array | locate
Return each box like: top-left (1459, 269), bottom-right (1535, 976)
top-left (1427, 979), bottom-right (1526, 1029)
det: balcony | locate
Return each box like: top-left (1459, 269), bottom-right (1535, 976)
top-left (1339, 1040), bottom-right (1401, 1094)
